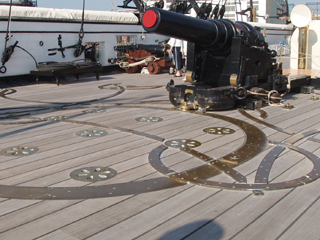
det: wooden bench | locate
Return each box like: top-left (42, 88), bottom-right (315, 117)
top-left (30, 61), bottom-right (103, 86)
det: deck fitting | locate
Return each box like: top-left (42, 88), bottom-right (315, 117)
top-left (70, 167), bottom-right (117, 182)
top-left (164, 139), bottom-right (201, 148)
top-left (283, 103), bottom-right (294, 109)
top-left (43, 116), bottom-right (68, 121)
top-left (76, 129), bottom-right (108, 137)
top-left (82, 108), bottom-right (106, 113)
top-left (203, 127), bottom-right (236, 135)
top-left (0, 146), bottom-right (39, 156)
top-left (252, 190), bottom-right (264, 196)
top-left (135, 117), bottom-right (163, 122)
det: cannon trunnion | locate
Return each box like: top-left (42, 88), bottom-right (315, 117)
top-left (142, 8), bottom-right (289, 110)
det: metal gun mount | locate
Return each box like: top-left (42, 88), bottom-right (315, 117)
top-left (142, 8), bottom-right (299, 110)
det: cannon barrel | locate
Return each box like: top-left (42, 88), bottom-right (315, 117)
top-left (114, 44), bottom-right (167, 57)
top-left (142, 7), bottom-right (262, 55)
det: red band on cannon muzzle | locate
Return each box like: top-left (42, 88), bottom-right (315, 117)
top-left (142, 10), bottom-right (158, 28)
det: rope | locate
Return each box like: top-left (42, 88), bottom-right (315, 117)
top-left (247, 89), bottom-right (286, 106)
top-left (4, 0), bottom-right (13, 47)
top-left (16, 46), bottom-right (39, 69)
top-left (74, 0), bottom-right (86, 58)
top-left (1, 0), bottom-right (13, 73)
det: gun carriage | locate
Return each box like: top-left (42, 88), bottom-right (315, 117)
top-left (142, 8), bottom-right (303, 110)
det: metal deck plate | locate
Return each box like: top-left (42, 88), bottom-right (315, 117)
top-left (286, 129), bottom-right (320, 144)
top-left (43, 116), bottom-right (68, 121)
top-left (75, 130), bottom-right (108, 137)
top-left (308, 137), bottom-right (320, 143)
top-left (238, 108), bottom-right (295, 135)
top-left (255, 146), bottom-right (285, 183)
top-left (164, 139), bottom-right (201, 148)
top-left (257, 109), bottom-right (268, 119)
top-left (0, 146), bottom-right (39, 156)
top-left (203, 127), bottom-right (235, 135)
top-left (82, 108), bottom-right (106, 113)
top-left (135, 117), bottom-right (163, 122)
top-left (149, 141), bottom-right (320, 191)
top-left (70, 167), bottom-right (117, 182)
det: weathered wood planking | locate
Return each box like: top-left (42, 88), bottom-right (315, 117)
top-left (1, 72), bottom-right (320, 239)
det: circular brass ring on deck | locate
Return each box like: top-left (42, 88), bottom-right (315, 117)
top-left (0, 84), bottom-right (125, 105)
top-left (0, 105), bottom-right (317, 200)
top-left (0, 107), bottom-right (264, 199)
top-left (148, 142), bottom-right (320, 191)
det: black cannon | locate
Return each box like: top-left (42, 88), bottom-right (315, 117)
top-left (110, 44), bottom-right (173, 74)
top-left (142, 8), bottom-right (289, 110)
top-left (114, 44), bottom-right (168, 57)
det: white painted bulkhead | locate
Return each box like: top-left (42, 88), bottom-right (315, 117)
top-left (0, 6), bottom-right (168, 77)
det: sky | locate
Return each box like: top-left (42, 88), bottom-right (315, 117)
top-left (36, 0), bottom-right (320, 11)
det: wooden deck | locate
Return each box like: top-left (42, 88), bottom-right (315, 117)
top-left (1, 71), bottom-right (320, 239)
